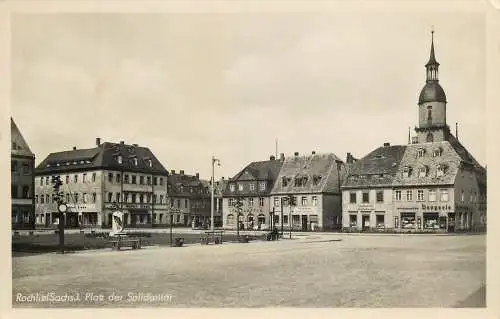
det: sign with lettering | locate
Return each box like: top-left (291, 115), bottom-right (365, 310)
top-left (357, 203), bottom-right (373, 210)
top-left (124, 204), bottom-right (151, 210)
top-left (421, 204), bottom-right (452, 211)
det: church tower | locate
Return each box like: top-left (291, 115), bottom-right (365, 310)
top-left (415, 30), bottom-right (450, 143)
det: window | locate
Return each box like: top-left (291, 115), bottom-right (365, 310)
top-left (21, 186), bottom-right (29, 198)
top-left (238, 184), bottom-right (244, 191)
top-left (159, 178), bottom-right (164, 185)
top-left (140, 176), bottom-right (144, 185)
top-left (401, 213), bottom-right (416, 229)
top-left (426, 133), bottom-right (434, 143)
top-left (35, 195), bottom-right (38, 203)
top-left (301, 196), bottom-right (307, 206)
top-left (146, 194), bottom-right (151, 203)
top-left (39, 177), bottom-right (43, 186)
top-left (349, 214), bottom-right (357, 227)
top-left (66, 193), bottom-right (70, 203)
top-left (108, 192), bottom-right (113, 202)
top-left (116, 174), bottom-right (121, 183)
top-left (159, 195), bottom-right (163, 204)
top-left (441, 189), bottom-right (448, 202)
top-left (427, 106), bottom-right (432, 121)
top-left (362, 192), bottom-right (369, 203)
top-left (117, 155), bottom-right (123, 164)
top-left (92, 173), bottom-right (96, 182)
top-left (395, 190), bottom-right (402, 201)
top-left (403, 166), bottom-right (411, 178)
top-left (417, 190), bottom-right (424, 201)
top-left (74, 175), bottom-right (78, 183)
top-left (428, 190), bottom-right (436, 202)
top-left (259, 182), bottom-right (266, 191)
top-left (185, 199), bottom-right (188, 208)
top-left (124, 175), bottom-right (129, 184)
top-left (83, 193), bottom-right (88, 203)
top-left (147, 176), bottom-right (151, 185)
top-left (282, 177), bottom-right (288, 187)
top-left (249, 183), bottom-right (255, 191)
top-left (259, 198), bottom-right (264, 206)
top-left (147, 159), bottom-right (152, 167)
top-left (423, 213), bottom-right (439, 229)
top-left (437, 165), bottom-right (446, 177)
top-left (349, 193), bottom-right (356, 203)
top-left (116, 193), bottom-right (121, 202)
top-left (46, 176), bottom-right (49, 185)
top-left (92, 193), bottom-right (96, 203)
top-left (11, 160), bottom-right (18, 172)
top-left (417, 149), bottom-right (425, 158)
top-left (248, 198), bottom-right (254, 206)
top-left (22, 163), bottom-right (30, 174)
top-left (132, 194), bottom-right (136, 203)
top-left (461, 190), bottom-right (465, 202)
top-left (74, 193), bottom-right (79, 203)
top-left (230, 184), bottom-right (235, 192)
top-left (376, 191), bottom-right (384, 203)
top-left (376, 214), bottom-right (385, 228)
top-left (406, 190), bottom-right (413, 201)
top-left (132, 175), bottom-right (137, 184)
top-left (433, 148), bottom-right (442, 157)
top-left (283, 215), bottom-right (289, 224)
top-left (40, 195), bottom-right (44, 203)
top-left (133, 158), bottom-right (138, 166)
top-left (312, 196), bottom-right (318, 206)
top-left (418, 167), bottom-right (427, 177)
top-left (153, 177), bottom-right (158, 185)
top-left (66, 175), bottom-right (70, 184)
top-left (177, 199), bottom-right (180, 208)
top-left (11, 185), bottom-right (18, 198)
top-left (106, 173), bottom-right (112, 183)
top-left (274, 197), bottom-right (280, 207)
top-left (139, 194), bottom-right (144, 203)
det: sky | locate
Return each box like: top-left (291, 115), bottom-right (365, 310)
top-left (10, 5), bottom-right (486, 180)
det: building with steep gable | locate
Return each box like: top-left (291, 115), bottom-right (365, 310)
top-left (11, 118), bottom-right (36, 230)
top-left (341, 31), bottom-right (486, 232)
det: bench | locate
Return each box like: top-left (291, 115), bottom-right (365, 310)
top-left (110, 237), bottom-right (141, 250)
top-left (200, 230), bottom-right (224, 245)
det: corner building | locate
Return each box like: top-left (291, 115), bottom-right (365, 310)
top-left (341, 32), bottom-right (486, 232)
top-left (34, 139), bottom-right (169, 228)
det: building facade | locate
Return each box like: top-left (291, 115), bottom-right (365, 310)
top-left (341, 32), bottom-right (487, 233)
top-left (270, 151), bottom-right (347, 231)
top-left (222, 155), bottom-right (283, 230)
top-left (11, 118), bottom-right (35, 230)
top-left (34, 139), bottom-right (169, 229)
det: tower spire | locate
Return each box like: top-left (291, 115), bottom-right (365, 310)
top-left (425, 27), bottom-right (439, 82)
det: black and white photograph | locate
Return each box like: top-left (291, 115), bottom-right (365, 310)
top-left (4, 0), bottom-right (499, 315)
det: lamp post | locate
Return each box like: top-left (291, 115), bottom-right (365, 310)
top-left (211, 156), bottom-right (221, 233)
top-left (335, 160), bottom-right (344, 230)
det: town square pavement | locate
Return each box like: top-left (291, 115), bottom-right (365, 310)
top-left (12, 233), bottom-right (485, 308)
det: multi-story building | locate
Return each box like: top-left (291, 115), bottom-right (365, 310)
top-left (167, 170), bottom-right (211, 227)
top-left (34, 138), bottom-right (169, 228)
top-left (341, 32), bottom-right (487, 233)
top-left (212, 177), bottom-right (228, 227)
top-left (222, 155), bottom-right (283, 230)
top-left (270, 151), bottom-right (347, 231)
top-left (11, 118), bottom-right (35, 230)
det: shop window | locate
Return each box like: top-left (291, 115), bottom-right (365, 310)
top-left (400, 213), bottom-right (416, 229)
top-left (349, 215), bottom-right (357, 227)
top-left (423, 213), bottom-right (439, 230)
top-left (376, 214), bottom-right (385, 228)
top-left (350, 193), bottom-right (357, 203)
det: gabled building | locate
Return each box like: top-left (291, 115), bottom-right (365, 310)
top-left (341, 31), bottom-right (486, 233)
top-left (222, 155), bottom-right (283, 230)
top-left (34, 138), bottom-right (169, 229)
top-left (11, 118), bottom-right (35, 230)
top-left (270, 151), bottom-right (347, 231)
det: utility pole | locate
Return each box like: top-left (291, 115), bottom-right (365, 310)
top-left (211, 156), bottom-right (221, 234)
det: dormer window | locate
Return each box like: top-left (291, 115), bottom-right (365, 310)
top-left (436, 164), bottom-right (448, 177)
top-left (117, 156), bottom-right (123, 164)
top-left (403, 166), bottom-right (412, 178)
top-left (238, 183), bottom-right (244, 191)
top-left (133, 158), bottom-right (138, 166)
top-left (312, 175), bottom-right (322, 186)
top-left (418, 166), bottom-right (428, 178)
top-left (147, 159), bottom-right (152, 167)
top-left (249, 183), bottom-right (255, 191)
top-left (417, 148), bottom-right (425, 158)
top-left (432, 148), bottom-right (443, 157)
top-left (282, 177), bottom-right (288, 187)
top-left (230, 184), bottom-right (235, 192)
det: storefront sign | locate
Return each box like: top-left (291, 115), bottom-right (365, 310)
top-left (455, 204), bottom-right (470, 211)
top-left (422, 204), bottom-right (452, 211)
top-left (357, 204), bottom-right (373, 210)
top-left (124, 204), bottom-right (151, 209)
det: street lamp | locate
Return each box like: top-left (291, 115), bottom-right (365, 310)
top-left (335, 160), bottom-right (344, 230)
top-left (211, 156), bottom-right (221, 233)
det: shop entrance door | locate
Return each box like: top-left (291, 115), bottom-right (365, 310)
top-left (362, 215), bottom-right (370, 231)
top-left (447, 213), bottom-right (455, 232)
top-left (301, 215), bottom-right (308, 231)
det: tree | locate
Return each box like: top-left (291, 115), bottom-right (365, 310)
top-left (233, 197), bottom-right (243, 240)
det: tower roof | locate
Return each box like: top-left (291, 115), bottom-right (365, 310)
top-left (425, 30), bottom-right (439, 67)
top-left (418, 82), bottom-right (447, 104)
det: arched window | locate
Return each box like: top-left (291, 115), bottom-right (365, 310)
top-left (427, 105), bottom-right (432, 121)
top-left (226, 214), bottom-right (235, 225)
top-left (426, 133), bottom-right (434, 143)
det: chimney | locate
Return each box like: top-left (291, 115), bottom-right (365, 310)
top-left (171, 170), bottom-right (176, 175)
top-left (120, 141), bottom-right (125, 145)
top-left (180, 170), bottom-right (184, 176)
top-left (346, 152), bottom-right (353, 164)
top-left (72, 146), bottom-right (77, 151)
top-left (312, 151), bottom-right (316, 155)
top-left (280, 153), bottom-right (285, 161)
top-left (383, 142), bottom-right (390, 147)
top-left (222, 177), bottom-right (225, 180)
top-left (294, 152), bottom-right (299, 156)
top-left (132, 143), bottom-right (138, 147)
top-left (270, 155), bottom-right (276, 160)
top-left (196, 172), bottom-right (199, 179)
top-left (96, 137), bottom-right (101, 146)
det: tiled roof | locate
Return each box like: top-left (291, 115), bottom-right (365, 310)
top-left (11, 118), bottom-right (34, 157)
top-left (343, 145), bottom-right (407, 188)
top-left (168, 173), bottom-right (208, 197)
top-left (223, 159), bottom-right (283, 196)
top-left (270, 153), bottom-right (344, 195)
top-left (35, 142), bottom-right (168, 175)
